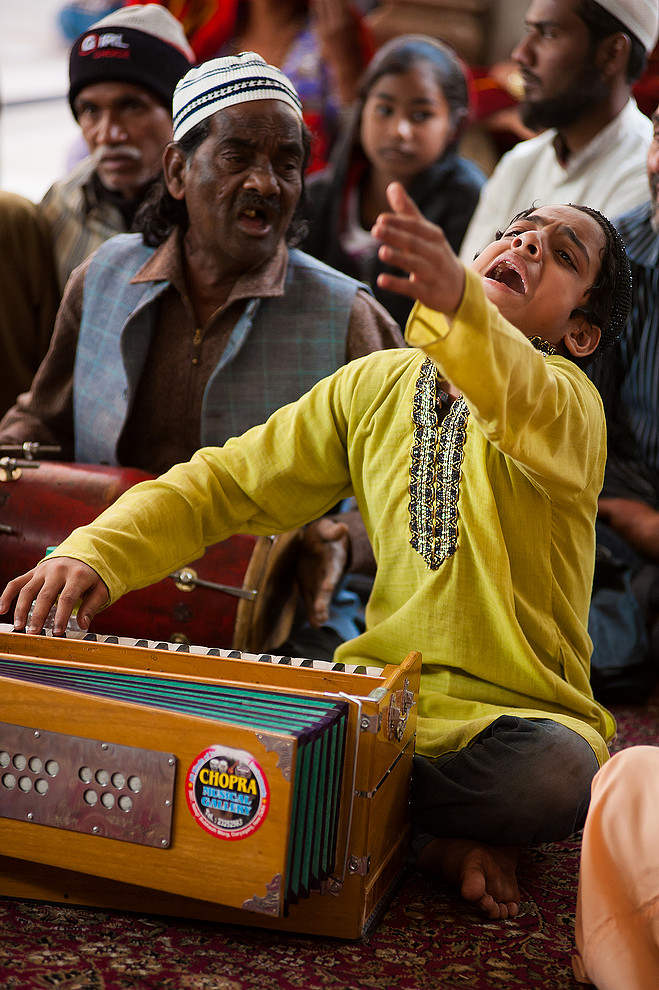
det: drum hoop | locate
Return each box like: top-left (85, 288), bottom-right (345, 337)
top-left (232, 529), bottom-right (301, 653)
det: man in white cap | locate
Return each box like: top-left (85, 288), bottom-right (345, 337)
top-left (459, 0), bottom-right (659, 263)
top-left (40, 3), bottom-right (195, 292)
top-left (0, 51), bottom-right (402, 656)
top-left (0, 54), bottom-right (401, 471)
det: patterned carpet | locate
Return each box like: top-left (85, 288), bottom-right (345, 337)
top-left (1, 694), bottom-right (657, 990)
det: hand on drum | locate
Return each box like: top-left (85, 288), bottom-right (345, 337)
top-left (298, 518), bottom-right (350, 628)
top-left (0, 557), bottom-right (110, 636)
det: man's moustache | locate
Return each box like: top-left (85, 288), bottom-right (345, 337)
top-left (92, 145), bottom-right (143, 165)
top-left (236, 193), bottom-right (281, 217)
top-left (520, 70), bottom-right (541, 90)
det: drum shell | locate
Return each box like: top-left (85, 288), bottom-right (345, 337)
top-left (0, 463), bottom-right (298, 652)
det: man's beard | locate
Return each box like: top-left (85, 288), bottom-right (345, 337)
top-left (520, 63), bottom-right (609, 132)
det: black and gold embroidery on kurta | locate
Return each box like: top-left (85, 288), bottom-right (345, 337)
top-left (409, 356), bottom-right (469, 569)
top-left (408, 339), bottom-right (557, 568)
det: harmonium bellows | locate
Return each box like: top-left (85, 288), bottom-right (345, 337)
top-left (0, 628), bottom-right (420, 939)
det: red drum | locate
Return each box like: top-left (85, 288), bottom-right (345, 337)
top-left (0, 462), bottom-right (300, 652)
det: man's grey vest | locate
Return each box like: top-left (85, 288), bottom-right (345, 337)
top-left (73, 234), bottom-right (364, 464)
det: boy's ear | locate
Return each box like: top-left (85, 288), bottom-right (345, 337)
top-left (563, 315), bottom-right (601, 359)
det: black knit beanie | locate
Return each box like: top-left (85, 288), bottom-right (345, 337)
top-left (69, 3), bottom-right (194, 116)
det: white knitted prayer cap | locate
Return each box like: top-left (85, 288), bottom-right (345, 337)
top-left (594, 0), bottom-right (659, 55)
top-left (172, 52), bottom-right (303, 142)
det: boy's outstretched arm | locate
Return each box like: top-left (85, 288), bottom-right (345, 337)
top-left (372, 182), bottom-right (467, 316)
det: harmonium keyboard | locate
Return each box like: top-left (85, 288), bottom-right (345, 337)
top-left (0, 626), bottom-right (420, 939)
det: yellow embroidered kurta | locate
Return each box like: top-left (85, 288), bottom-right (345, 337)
top-left (51, 270), bottom-right (615, 764)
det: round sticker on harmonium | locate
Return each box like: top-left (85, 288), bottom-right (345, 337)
top-left (185, 745), bottom-right (270, 840)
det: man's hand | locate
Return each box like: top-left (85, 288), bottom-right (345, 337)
top-left (598, 497), bottom-right (659, 561)
top-left (0, 557), bottom-right (110, 635)
top-left (297, 518), bottom-right (350, 628)
top-left (311, 0), bottom-right (354, 44)
top-left (372, 182), bottom-right (467, 314)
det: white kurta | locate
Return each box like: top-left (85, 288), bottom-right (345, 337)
top-left (460, 99), bottom-right (652, 263)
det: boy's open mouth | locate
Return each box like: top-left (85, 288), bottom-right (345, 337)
top-left (485, 260), bottom-right (526, 294)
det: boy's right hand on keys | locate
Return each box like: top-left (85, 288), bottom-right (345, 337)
top-left (0, 557), bottom-right (109, 635)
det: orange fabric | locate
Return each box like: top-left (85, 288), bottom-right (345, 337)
top-left (125, 0), bottom-right (238, 61)
top-left (123, 1), bottom-right (375, 67)
top-left (573, 746), bottom-right (659, 988)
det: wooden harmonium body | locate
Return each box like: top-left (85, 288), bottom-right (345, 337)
top-left (0, 629), bottom-right (420, 938)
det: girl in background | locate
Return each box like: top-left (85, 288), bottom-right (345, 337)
top-left (304, 34), bottom-right (485, 328)
top-left (121, 0), bottom-right (374, 172)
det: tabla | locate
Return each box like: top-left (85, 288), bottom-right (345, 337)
top-left (0, 461), bottom-right (300, 652)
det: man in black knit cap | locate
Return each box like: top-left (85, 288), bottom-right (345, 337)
top-left (39, 3), bottom-right (195, 293)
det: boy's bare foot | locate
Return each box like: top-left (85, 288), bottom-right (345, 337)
top-left (416, 836), bottom-right (521, 920)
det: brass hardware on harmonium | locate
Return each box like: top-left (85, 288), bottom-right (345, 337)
top-left (0, 628), bottom-right (420, 939)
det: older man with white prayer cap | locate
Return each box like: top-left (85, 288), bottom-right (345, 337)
top-left (0, 52), bottom-right (403, 475)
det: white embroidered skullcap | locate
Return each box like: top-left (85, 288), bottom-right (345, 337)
top-left (595, 0), bottom-right (659, 55)
top-left (172, 52), bottom-right (303, 142)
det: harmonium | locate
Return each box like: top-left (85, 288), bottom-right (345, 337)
top-left (0, 627), bottom-right (420, 939)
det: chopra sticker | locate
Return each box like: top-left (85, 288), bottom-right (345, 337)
top-left (186, 745), bottom-right (269, 840)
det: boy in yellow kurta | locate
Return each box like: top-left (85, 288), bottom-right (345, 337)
top-left (1, 184), bottom-right (632, 922)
